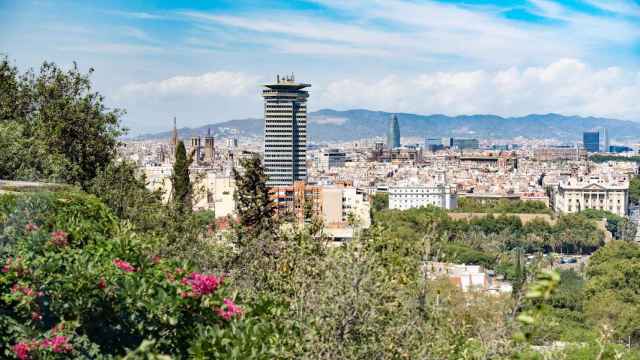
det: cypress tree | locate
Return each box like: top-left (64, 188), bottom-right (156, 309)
top-left (512, 247), bottom-right (524, 299)
top-left (172, 140), bottom-right (192, 214)
top-left (232, 154), bottom-right (274, 237)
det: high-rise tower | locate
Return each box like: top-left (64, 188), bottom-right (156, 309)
top-left (583, 131), bottom-right (600, 153)
top-left (262, 74), bottom-right (310, 186)
top-left (387, 114), bottom-right (400, 149)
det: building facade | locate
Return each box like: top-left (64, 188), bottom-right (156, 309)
top-left (389, 184), bottom-right (458, 210)
top-left (318, 148), bottom-right (346, 170)
top-left (534, 146), bottom-right (587, 161)
top-left (270, 181), bottom-right (371, 233)
top-left (583, 131), bottom-right (600, 153)
top-left (263, 75), bottom-right (310, 186)
top-left (452, 138), bottom-right (480, 150)
top-left (425, 138), bottom-right (444, 152)
top-left (387, 114), bottom-right (400, 149)
top-left (553, 176), bottom-right (629, 216)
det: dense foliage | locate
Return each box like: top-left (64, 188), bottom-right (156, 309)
top-left (0, 191), bottom-right (280, 359)
top-left (453, 197), bottom-right (552, 214)
top-left (0, 56), bottom-right (124, 187)
top-left (590, 155), bottom-right (640, 163)
top-left (631, 176), bottom-right (640, 205)
top-left (374, 206), bottom-right (605, 265)
top-left (581, 208), bottom-right (636, 240)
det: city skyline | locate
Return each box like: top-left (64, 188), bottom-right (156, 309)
top-left (1, 0), bottom-right (639, 134)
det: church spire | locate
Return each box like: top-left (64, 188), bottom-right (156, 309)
top-left (171, 116), bottom-right (178, 148)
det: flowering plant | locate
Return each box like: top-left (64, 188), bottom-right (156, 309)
top-left (0, 191), bottom-right (276, 359)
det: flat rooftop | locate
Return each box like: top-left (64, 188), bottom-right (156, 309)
top-left (264, 82), bottom-right (311, 90)
top-left (264, 75), bottom-right (310, 90)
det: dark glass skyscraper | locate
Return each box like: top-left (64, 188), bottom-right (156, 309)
top-left (583, 131), bottom-right (600, 153)
top-left (387, 114), bottom-right (400, 149)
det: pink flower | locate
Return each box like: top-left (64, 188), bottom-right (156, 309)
top-left (31, 312), bottom-right (42, 321)
top-left (113, 259), bottom-right (136, 273)
top-left (3, 257), bottom-right (12, 273)
top-left (181, 272), bottom-right (222, 297)
top-left (98, 277), bottom-right (107, 289)
top-left (12, 342), bottom-right (30, 360)
top-left (49, 230), bottom-right (68, 247)
top-left (151, 255), bottom-right (161, 264)
top-left (216, 298), bottom-right (243, 320)
top-left (40, 335), bottom-right (72, 353)
top-left (25, 223), bottom-right (39, 232)
top-left (11, 284), bottom-right (37, 297)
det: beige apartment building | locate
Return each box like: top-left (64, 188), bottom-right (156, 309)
top-left (553, 176), bottom-right (629, 216)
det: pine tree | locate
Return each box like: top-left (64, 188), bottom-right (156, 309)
top-left (232, 154), bottom-right (274, 236)
top-left (172, 140), bottom-right (193, 214)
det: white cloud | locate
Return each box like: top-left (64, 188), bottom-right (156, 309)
top-left (115, 71), bottom-right (261, 99)
top-left (315, 59), bottom-right (640, 121)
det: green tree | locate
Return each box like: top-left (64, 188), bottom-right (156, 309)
top-left (171, 141), bottom-right (193, 215)
top-left (585, 241), bottom-right (640, 344)
top-left (0, 56), bottom-right (125, 187)
top-left (370, 192), bottom-right (388, 219)
top-left (630, 176), bottom-right (640, 205)
top-left (232, 154), bottom-right (274, 238)
top-left (89, 161), bottom-right (164, 231)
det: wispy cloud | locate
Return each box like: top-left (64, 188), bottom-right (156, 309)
top-left (104, 10), bottom-right (166, 20)
top-left (115, 71), bottom-right (261, 99)
top-left (180, 0), bottom-right (638, 67)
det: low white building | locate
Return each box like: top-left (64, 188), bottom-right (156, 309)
top-left (389, 184), bottom-right (457, 210)
top-left (193, 174), bottom-right (235, 217)
top-left (424, 262), bottom-right (512, 294)
top-left (553, 175), bottom-right (629, 216)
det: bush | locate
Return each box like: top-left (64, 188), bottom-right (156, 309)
top-left (0, 192), bottom-right (281, 359)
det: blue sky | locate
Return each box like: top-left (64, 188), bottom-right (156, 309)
top-left (1, 0), bottom-right (639, 134)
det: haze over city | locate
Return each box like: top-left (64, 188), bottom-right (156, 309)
top-left (2, 0), bottom-right (639, 133)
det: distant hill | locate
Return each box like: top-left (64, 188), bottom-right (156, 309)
top-left (133, 109), bottom-right (640, 142)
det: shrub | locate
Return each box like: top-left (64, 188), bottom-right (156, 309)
top-left (0, 192), bottom-right (281, 358)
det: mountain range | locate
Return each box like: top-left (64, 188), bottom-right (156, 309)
top-left (133, 109), bottom-right (640, 143)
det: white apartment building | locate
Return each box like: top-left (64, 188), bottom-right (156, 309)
top-left (553, 175), bottom-right (629, 216)
top-left (389, 184), bottom-right (458, 210)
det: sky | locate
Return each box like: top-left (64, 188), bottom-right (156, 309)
top-left (1, 0), bottom-right (639, 134)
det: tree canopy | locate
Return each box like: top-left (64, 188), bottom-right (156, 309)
top-left (0, 56), bottom-right (124, 187)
